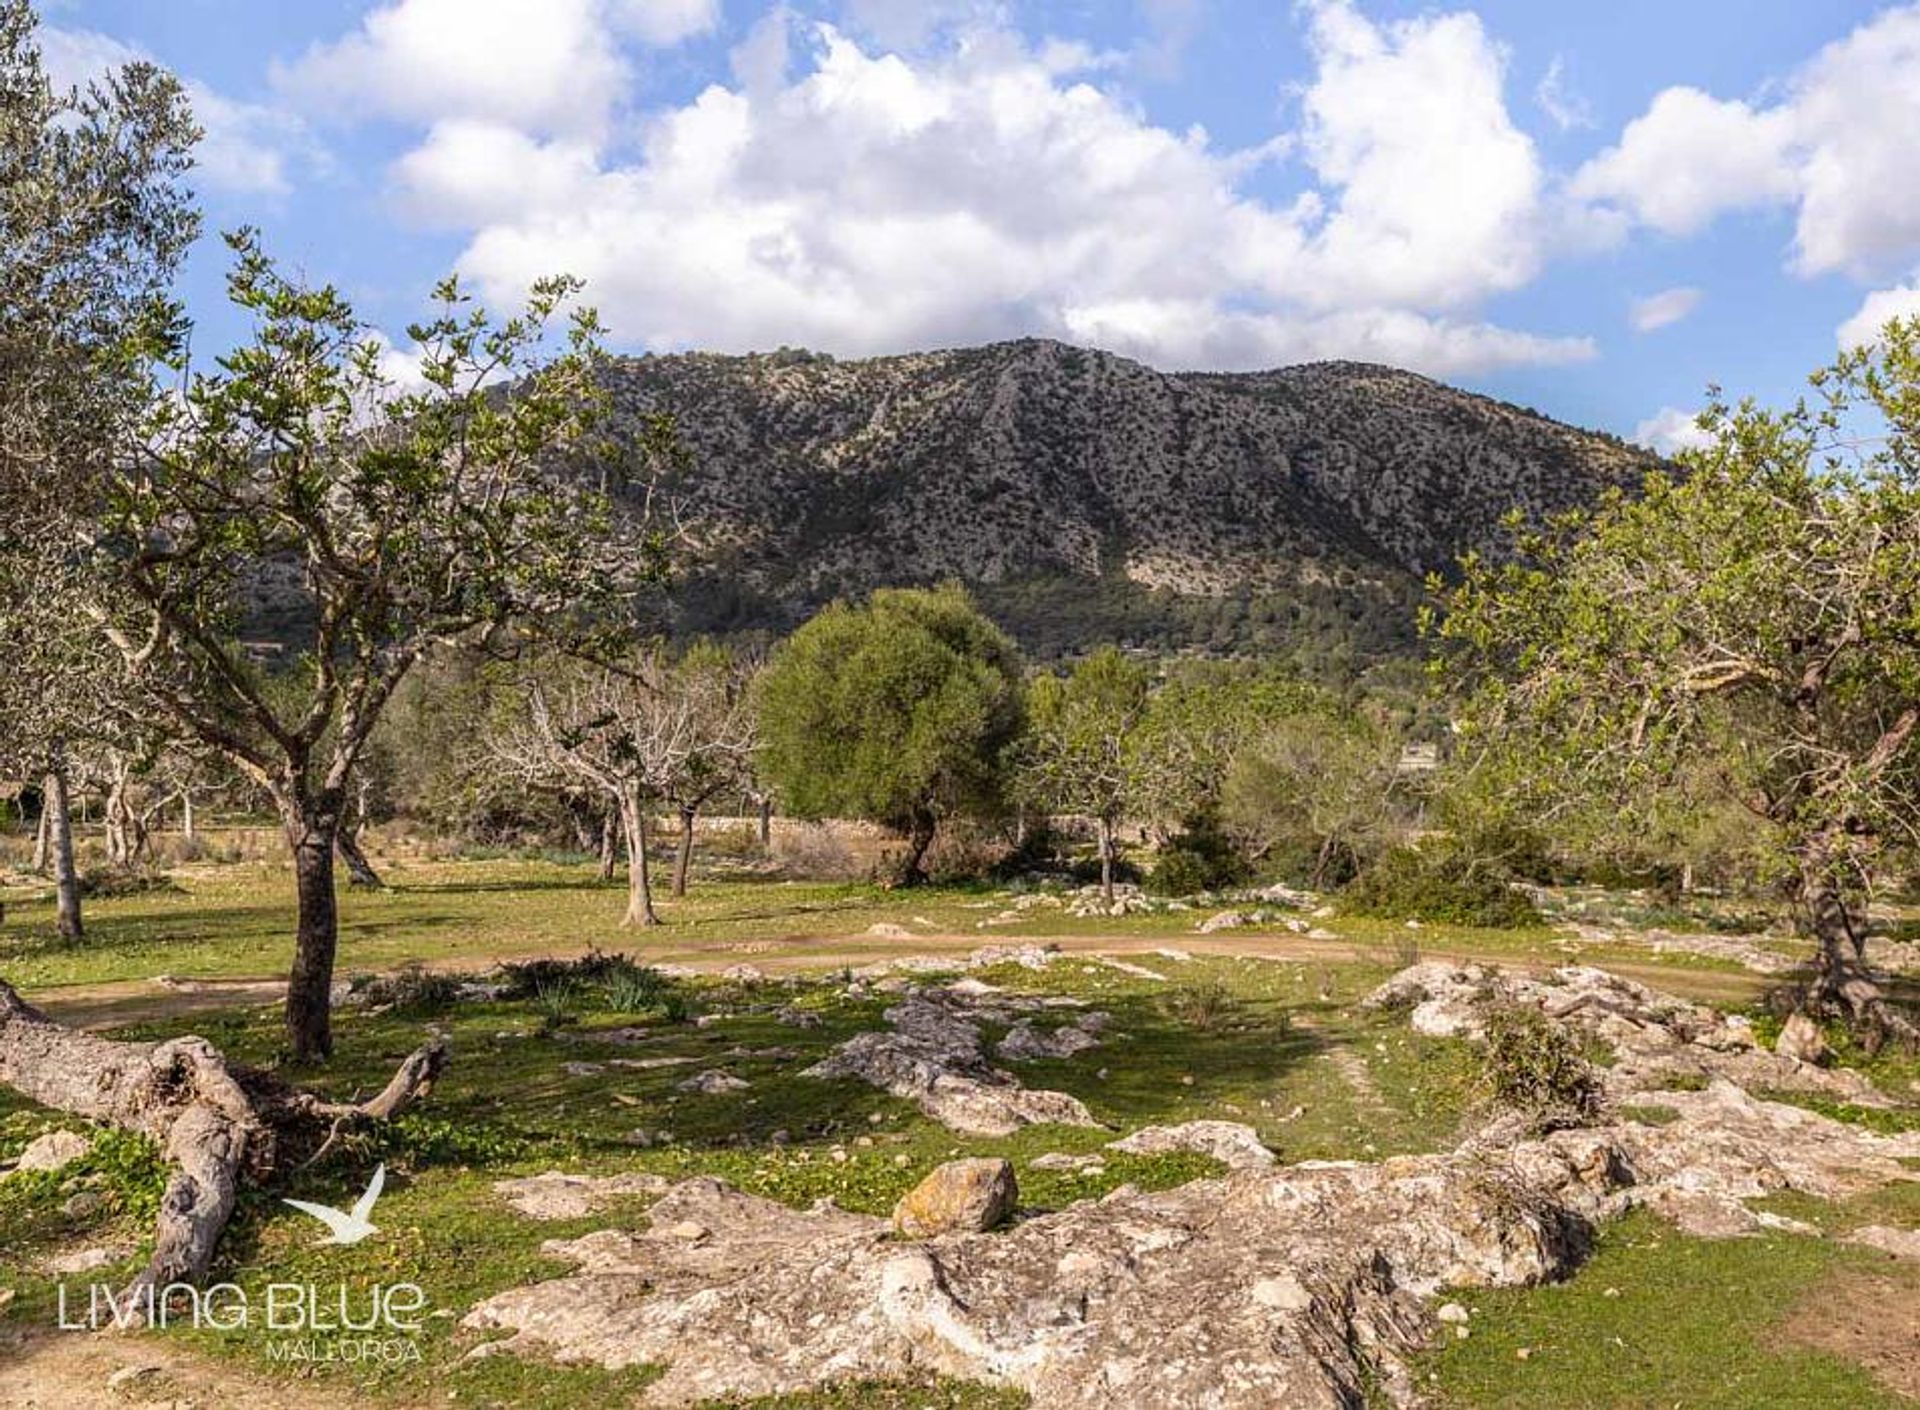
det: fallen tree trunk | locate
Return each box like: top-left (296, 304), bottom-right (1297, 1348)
top-left (0, 980), bottom-right (446, 1297)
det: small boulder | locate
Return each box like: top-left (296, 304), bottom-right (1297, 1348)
top-left (891, 1158), bottom-right (1017, 1238)
top-left (12, 1130), bottom-right (91, 1174)
top-left (677, 1070), bottom-right (750, 1095)
top-left (1775, 1012), bottom-right (1830, 1065)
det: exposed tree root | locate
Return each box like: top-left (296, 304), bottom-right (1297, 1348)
top-left (0, 980), bottom-right (445, 1297)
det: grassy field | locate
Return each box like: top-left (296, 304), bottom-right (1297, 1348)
top-left (0, 847), bottom-right (1915, 1408)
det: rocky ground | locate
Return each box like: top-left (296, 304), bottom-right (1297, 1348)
top-left (459, 961), bottom-right (1920, 1408)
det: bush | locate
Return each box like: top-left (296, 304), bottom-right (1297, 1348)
top-left (601, 962), bottom-right (672, 1014)
top-left (1146, 823), bottom-right (1252, 897)
top-left (1339, 847), bottom-right (1541, 928)
top-left (771, 822), bottom-right (863, 881)
top-left (358, 963), bottom-right (462, 1014)
top-left (499, 948), bottom-right (641, 999)
top-left (1478, 1003), bottom-right (1601, 1131)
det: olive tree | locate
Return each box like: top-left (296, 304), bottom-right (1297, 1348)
top-left (80, 234), bottom-right (662, 1061)
top-left (1436, 321), bottom-right (1920, 1042)
top-left (756, 586), bottom-right (1024, 884)
top-left (0, 0), bottom-right (198, 940)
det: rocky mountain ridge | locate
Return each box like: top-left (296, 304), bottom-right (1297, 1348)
top-left (598, 339), bottom-right (1659, 658)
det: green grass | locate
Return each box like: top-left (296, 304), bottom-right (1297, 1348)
top-left (1417, 1208), bottom-right (1917, 1408)
top-left (0, 949), bottom-right (1483, 1406)
top-left (0, 853), bottom-right (1909, 1408)
top-left (0, 854), bottom-right (1765, 1000)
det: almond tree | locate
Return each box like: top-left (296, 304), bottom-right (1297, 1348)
top-left (1015, 646), bottom-right (1153, 905)
top-left (486, 648), bottom-right (750, 925)
top-left (0, 6), bottom-right (449, 1299)
top-left (1437, 320), bottom-right (1920, 1043)
top-left (77, 232), bottom-right (664, 1061)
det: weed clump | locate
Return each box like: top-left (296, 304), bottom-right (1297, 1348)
top-left (1157, 977), bottom-right (1239, 1031)
top-left (1478, 1002), bottom-right (1602, 1131)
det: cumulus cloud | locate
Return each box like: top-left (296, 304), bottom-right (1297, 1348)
top-left (273, 0), bottom-right (629, 137)
top-left (1629, 286), bottom-right (1701, 333)
top-left (1571, 88), bottom-right (1795, 237)
top-left (1633, 406), bottom-right (1714, 455)
top-left (1573, 4), bottom-right (1920, 280)
top-left (38, 26), bottom-right (315, 196)
top-left (428, 1), bottom-right (1583, 374)
top-left (1836, 279), bottom-right (1920, 350)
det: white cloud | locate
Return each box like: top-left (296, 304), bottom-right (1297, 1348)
top-left (38, 26), bottom-right (314, 196)
top-left (611, 0), bottom-right (721, 47)
top-left (1573, 4), bottom-right (1920, 280)
top-left (1628, 286), bottom-right (1701, 333)
top-left (273, 0), bottom-right (628, 138)
top-left (1571, 88), bottom-right (1794, 237)
top-left (389, 121), bottom-right (601, 229)
top-left (1533, 55), bottom-right (1592, 132)
top-left (1633, 406), bottom-right (1714, 455)
top-left (1291, 0), bottom-right (1548, 311)
top-left (406, 6), bottom-right (1583, 377)
top-left (1836, 279), bottom-right (1920, 350)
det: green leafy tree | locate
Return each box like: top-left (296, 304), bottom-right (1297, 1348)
top-left (756, 585), bottom-right (1024, 884)
top-left (0, 1), bottom-right (198, 941)
top-left (78, 234), bottom-right (663, 1060)
top-left (1436, 321), bottom-right (1920, 1042)
top-left (1016, 647), bottom-right (1153, 904)
top-left (1221, 706), bottom-right (1404, 886)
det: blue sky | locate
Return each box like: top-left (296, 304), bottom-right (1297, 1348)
top-left (33, 0), bottom-right (1920, 447)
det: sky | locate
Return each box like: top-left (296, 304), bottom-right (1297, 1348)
top-left (30, 0), bottom-right (1920, 450)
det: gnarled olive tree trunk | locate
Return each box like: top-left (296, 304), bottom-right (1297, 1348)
top-left (336, 825), bottom-right (384, 889)
top-left (0, 980), bottom-right (445, 1297)
top-left (282, 800), bottom-right (343, 1062)
top-left (1797, 838), bottom-right (1917, 1047)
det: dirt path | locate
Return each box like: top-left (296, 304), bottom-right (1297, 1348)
top-left (27, 929), bottom-right (1775, 1030)
top-left (0, 1326), bottom-right (391, 1410)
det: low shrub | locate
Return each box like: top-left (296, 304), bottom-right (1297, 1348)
top-left (771, 822), bottom-right (863, 881)
top-left (1478, 1002), bottom-right (1601, 1131)
top-left (358, 963), bottom-right (463, 1014)
top-left (1146, 823), bottom-right (1252, 897)
top-left (1339, 846), bottom-right (1541, 928)
top-left (1156, 977), bottom-right (1239, 1032)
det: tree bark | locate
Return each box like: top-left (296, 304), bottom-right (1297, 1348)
top-left (896, 809), bottom-right (937, 887)
top-left (336, 826), bottom-right (384, 889)
top-left (598, 808), bottom-right (618, 882)
top-left (1097, 815), bottom-right (1117, 906)
top-left (1798, 837), bottom-right (1917, 1046)
top-left (45, 767), bottom-right (82, 942)
top-left (284, 808), bottom-right (342, 1061)
top-left (617, 786), bottom-right (659, 927)
top-left (0, 979), bottom-right (444, 1301)
top-left (673, 803), bottom-right (697, 899)
top-left (181, 789), bottom-right (195, 844)
top-left (31, 797), bottom-right (50, 873)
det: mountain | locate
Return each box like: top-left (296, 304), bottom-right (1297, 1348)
top-left (600, 339), bottom-right (1658, 666)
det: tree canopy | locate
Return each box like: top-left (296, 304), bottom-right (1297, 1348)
top-left (1436, 319), bottom-right (1920, 1040)
top-left (755, 585), bottom-right (1024, 883)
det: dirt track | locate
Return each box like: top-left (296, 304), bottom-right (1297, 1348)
top-left (28, 928), bottom-right (1775, 1030)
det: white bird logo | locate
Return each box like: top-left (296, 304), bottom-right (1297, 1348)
top-left (282, 1164), bottom-right (386, 1246)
